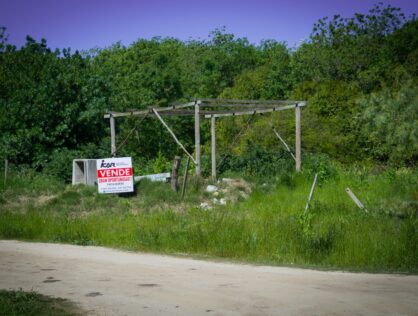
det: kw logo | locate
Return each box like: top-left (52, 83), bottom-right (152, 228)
top-left (100, 160), bottom-right (116, 168)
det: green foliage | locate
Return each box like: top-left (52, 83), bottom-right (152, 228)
top-left (0, 3), bottom-right (417, 182)
top-left (357, 80), bottom-right (418, 165)
top-left (218, 145), bottom-right (294, 177)
top-left (0, 35), bottom-right (110, 171)
top-left (151, 151), bottom-right (171, 173)
top-left (0, 289), bottom-right (82, 316)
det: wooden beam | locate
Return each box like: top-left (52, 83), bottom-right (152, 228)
top-left (110, 115), bottom-right (116, 157)
top-left (200, 98), bottom-right (306, 105)
top-left (295, 104), bottom-right (301, 172)
top-left (105, 101), bottom-right (307, 118)
top-left (103, 102), bottom-right (196, 118)
top-left (195, 101), bottom-right (201, 176)
top-left (200, 103), bottom-right (300, 108)
top-left (152, 109), bottom-right (197, 164)
top-left (204, 103), bottom-right (306, 118)
top-left (211, 116), bottom-right (216, 182)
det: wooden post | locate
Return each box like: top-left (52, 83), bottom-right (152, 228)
top-left (4, 158), bottom-right (8, 188)
top-left (211, 116), bottom-right (216, 182)
top-left (181, 156), bottom-right (190, 199)
top-left (171, 156), bottom-right (181, 192)
top-left (110, 115), bottom-right (116, 157)
top-left (195, 101), bottom-right (201, 176)
top-left (295, 104), bottom-right (301, 172)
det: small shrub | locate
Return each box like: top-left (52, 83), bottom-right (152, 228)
top-left (302, 153), bottom-right (337, 183)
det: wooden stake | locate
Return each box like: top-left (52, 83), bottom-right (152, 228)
top-left (171, 156), bottom-right (181, 192)
top-left (345, 188), bottom-right (368, 212)
top-left (211, 116), bottom-right (216, 182)
top-left (295, 104), bottom-right (301, 172)
top-left (195, 101), bottom-right (201, 176)
top-left (110, 115), bottom-right (116, 157)
top-left (181, 156), bottom-right (190, 199)
top-left (152, 109), bottom-right (197, 164)
top-left (304, 173), bottom-right (318, 214)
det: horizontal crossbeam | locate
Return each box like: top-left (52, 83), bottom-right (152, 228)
top-left (104, 102), bottom-right (196, 118)
top-left (204, 103), bottom-right (306, 118)
top-left (105, 102), bottom-right (306, 119)
top-left (199, 99), bottom-right (305, 105)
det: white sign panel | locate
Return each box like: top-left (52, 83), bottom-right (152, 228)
top-left (96, 157), bottom-right (134, 194)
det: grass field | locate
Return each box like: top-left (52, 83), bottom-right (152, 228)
top-left (0, 289), bottom-right (83, 316)
top-left (0, 166), bottom-right (417, 272)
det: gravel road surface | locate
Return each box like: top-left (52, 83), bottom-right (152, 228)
top-left (0, 240), bottom-right (417, 315)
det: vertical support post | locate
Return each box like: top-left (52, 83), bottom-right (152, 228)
top-left (110, 114), bottom-right (116, 157)
top-left (194, 101), bottom-right (201, 176)
top-left (295, 103), bottom-right (301, 172)
top-left (171, 156), bottom-right (181, 192)
top-left (211, 116), bottom-right (216, 182)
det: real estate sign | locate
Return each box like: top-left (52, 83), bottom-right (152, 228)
top-left (96, 157), bottom-right (134, 194)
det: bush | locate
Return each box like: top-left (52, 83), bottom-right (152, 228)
top-left (218, 145), bottom-right (294, 178)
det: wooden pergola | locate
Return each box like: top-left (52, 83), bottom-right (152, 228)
top-left (104, 99), bottom-right (307, 179)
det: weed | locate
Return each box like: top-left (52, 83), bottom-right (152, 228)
top-left (0, 166), bottom-right (417, 272)
top-left (0, 289), bottom-right (83, 316)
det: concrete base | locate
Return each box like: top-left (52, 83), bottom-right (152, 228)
top-left (72, 159), bottom-right (97, 185)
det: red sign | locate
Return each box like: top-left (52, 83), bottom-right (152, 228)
top-left (96, 157), bottom-right (134, 194)
top-left (97, 168), bottom-right (133, 178)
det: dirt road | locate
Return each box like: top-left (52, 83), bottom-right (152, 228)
top-left (0, 240), bottom-right (417, 315)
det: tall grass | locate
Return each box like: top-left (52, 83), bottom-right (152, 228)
top-left (0, 166), bottom-right (417, 272)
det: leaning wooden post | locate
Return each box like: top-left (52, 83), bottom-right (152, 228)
top-left (110, 114), bottom-right (116, 157)
top-left (295, 103), bottom-right (301, 172)
top-left (304, 173), bottom-right (318, 214)
top-left (194, 100), bottom-right (201, 176)
top-left (345, 188), bottom-right (368, 213)
top-left (181, 156), bottom-right (191, 199)
top-left (211, 116), bottom-right (216, 182)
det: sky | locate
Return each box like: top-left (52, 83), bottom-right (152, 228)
top-left (1, 0), bottom-right (417, 51)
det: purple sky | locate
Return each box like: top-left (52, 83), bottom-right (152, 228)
top-left (1, 0), bottom-right (417, 51)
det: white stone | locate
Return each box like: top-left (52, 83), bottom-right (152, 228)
top-left (199, 202), bottom-right (212, 210)
top-left (206, 185), bottom-right (218, 193)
